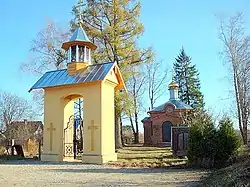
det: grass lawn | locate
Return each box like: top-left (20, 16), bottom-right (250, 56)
top-left (109, 145), bottom-right (187, 167)
top-left (1, 144), bottom-right (187, 168)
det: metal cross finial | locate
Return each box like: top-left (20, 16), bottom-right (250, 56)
top-left (171, 68), bottom-right (174, 81)
top-left (74, 0), bottom-right (86, 26)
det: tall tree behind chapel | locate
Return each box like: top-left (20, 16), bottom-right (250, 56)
top-left (174, 47), bottom-right (205, 109)
top-left (72, 0), bottom-right (153, 147)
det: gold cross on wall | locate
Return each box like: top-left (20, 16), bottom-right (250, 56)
top-left (47, 123), bottom-right (56, 151)
top-left (88, 120), bottom-right (99, 152)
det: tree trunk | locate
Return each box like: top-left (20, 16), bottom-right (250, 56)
top-left (129, 115), bottom-right (136, 143)
top-left (134, 133), bottom-right (139, 144)
top-left (242, 116), bottom-right (248, 144)
top-left (233, 67), bottom-right (248, 144)
top-left (38, 140), bottom-right (41, 160)
top-left (134, 111), bottom-right (140, 144)
top-left (243, 125), bottom-right (248, 144)
top-left (150, 97), bottom-right (154, 110)
top-left (120, 115), bottom-right (125, 146)
top-left (115, 108), bottom-right (122, 149)
top-left (129, 117), bottom-right (136, 135)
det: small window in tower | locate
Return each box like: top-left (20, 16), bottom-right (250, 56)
top-left (71, 46), bottom-right (76, 62)
top-left (86, 47), bottom-right (90, 61)
top-left (79, 46), bottom-right (85, 62)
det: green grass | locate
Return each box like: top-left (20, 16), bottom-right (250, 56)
top-left (114, 146), bottom-right (187, 166)
top-left (117, 151), bottom-right (172, 159)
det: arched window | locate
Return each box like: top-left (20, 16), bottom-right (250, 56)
top-left (162, 121), bottom-right (172, 142)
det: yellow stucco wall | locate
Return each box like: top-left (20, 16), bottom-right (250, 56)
top-left (41, 89), bottom-right (65, 161)
top-left (100, 80), bottom-right (117, 162)
top-left (41, 74), bottom-right (118, 164)
top-left (105, 70), bottom-right (119, 84)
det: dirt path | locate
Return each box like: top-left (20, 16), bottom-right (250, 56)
top-left (0, 161), bottom-right (207, 187)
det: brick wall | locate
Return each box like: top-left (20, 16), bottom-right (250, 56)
top-left (143, 121), bottom-right (152, 145)
top-left (143, 104), bottom-right (187, 147)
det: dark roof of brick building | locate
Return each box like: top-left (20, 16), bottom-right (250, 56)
top-left (149, 99), bottom-right (193, 112)
top-left (5, 120), bottom-right (43, 140)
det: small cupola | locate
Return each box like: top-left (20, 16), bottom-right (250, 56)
top-left (168, 71), bottom-right (179, 100)
top-left (61, 0), bottom-right (97, 75)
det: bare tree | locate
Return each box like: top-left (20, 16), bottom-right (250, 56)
top-left (21, 20), bottom-right (81, 117)
top-left (146, 60), bottom-right (168, 110)
top-left (126, 65), bottom-right (146, 143)
top-left (21, 20), bottom-right (69, 75)
top-left (0, 91), bottom-right (35, 131)
top-left (218, 12), bottom-right (250, 144)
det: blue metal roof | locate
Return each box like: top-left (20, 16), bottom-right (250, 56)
top-left (149, 99), bottom-right (193, 112)
top-left (70, 26), bottom-right (90, 42)
top-left (29, 62), bottom-right (114, 92)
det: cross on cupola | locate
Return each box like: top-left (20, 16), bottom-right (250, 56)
top-left (168, 68), bottom-right (179, 100)
top-left (75, 0), bottom-right (85, 27)
top-left (62, 0), bottom-right (97, 75)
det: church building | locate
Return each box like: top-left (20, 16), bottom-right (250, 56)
top-left (142, 80), bottom-right (193, 147)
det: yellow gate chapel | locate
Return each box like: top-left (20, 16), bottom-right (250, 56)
top-left (29, 6), bottom-right (126, 164)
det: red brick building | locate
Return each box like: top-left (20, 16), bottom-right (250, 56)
top-left (142, 81), bottom-right (192, 147)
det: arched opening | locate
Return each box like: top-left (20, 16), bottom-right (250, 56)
top-left (69, 45), bottom-right (91, 63)
top-left (63, 94), bottom-right (84, 160)
top-left (78, 46), bottom-right (85, 62)
top-left (162, 121), bottom-right (172, 142)
top-left (71, 46), bottom-right (76, 62)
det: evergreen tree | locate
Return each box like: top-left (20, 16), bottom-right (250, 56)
top-left (174, 47), bottom-right (205, 109)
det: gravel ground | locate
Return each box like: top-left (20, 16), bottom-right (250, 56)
top-left (0, 160), bottom-right (207, 187)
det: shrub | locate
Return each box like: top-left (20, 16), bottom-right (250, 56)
top-left (187, 124), bottom-right (203, 165)
top-left (0, 146), bottom-right (5, 155)
top-left (187, 114), bottom-right (240, 168)
top-left (214, 117), bottom-right (241, 166)
top-left (187, 111), bottom-right (216, 167)
top-left (26, 139), bottom-right (39, 157)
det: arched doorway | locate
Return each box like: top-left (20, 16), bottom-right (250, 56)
top-left (162, 121), bottom-right (172, 142)
top-left (63, 94), bottom-right (84, 160)
top-left (64, 115), bottom-right (84, 159)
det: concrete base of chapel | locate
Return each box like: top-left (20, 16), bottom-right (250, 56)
top-left (82, 153), bottom-right (117, 164)
top-left (41, 153), bottom-right (62, 162)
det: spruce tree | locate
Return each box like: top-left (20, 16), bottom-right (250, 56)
top-left (174, 47), bottom-right (205, 109)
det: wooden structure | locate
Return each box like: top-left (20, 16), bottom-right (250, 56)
top-left (172, 126), bottom-right (189, 157)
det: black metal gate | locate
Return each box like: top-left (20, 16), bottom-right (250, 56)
top-left (73, 116), bottom-right (84, 159)
top-left (64, 115), bottom-right (84, 159)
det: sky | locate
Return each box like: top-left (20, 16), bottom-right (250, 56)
top-left (0, 0), bottom-right (249, 130)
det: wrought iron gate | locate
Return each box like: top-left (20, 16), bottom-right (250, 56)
top-left (64, 115), bottom-right (84, 159)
